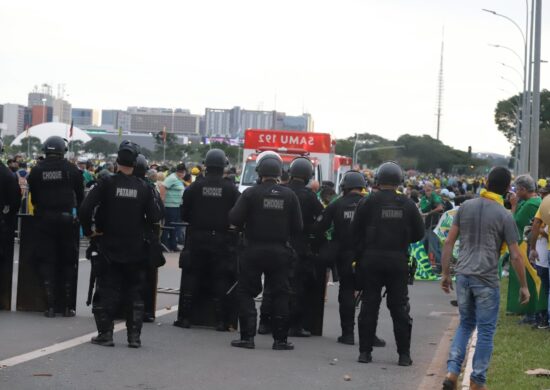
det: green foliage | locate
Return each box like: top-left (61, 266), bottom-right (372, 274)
top-left (334, 133), bottom-right (484, 173)
top-left (495, 89), bottom-right (550, 176)
top-left (153, 131), bottom-right (185, 161)
top-left (68, 140), bottom-right (85, 153)
top-left (84, 138), bottom-right (118, 155)
top-left (488, 279), bottom-right (550, 389)
top-left (10, 136), bottom-right (42, 156)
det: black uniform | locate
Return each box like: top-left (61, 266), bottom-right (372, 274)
top-left (176, 172), bottom-right (240, 329)
top-left (27, 156), bottom-right (84, 314)
top-left (229, 179), bottom-right (303, 343)
top-left (79, 172), bottom-right (162, 343)
top-left (0, 161), bottom-right (21, 310)
top-left (284, 180), bottom-right (323, 334)
top-left (315, 191), bottom-right (363, 340)
top-left (351, 189), bottom-right (424, 358)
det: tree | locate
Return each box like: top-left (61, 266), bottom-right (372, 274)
top-left (11, 136), bottom-right (42, 156)
top-left (1, 135), bottom-right (16, 155)
top-left (153, 131), bottom-right (185, 161)
top-left (68, 140), bottom-right (85, 154)
top-left (84, 138), bottom-right (118, 156)
top-left (494, 89), bottom-right (550, 176)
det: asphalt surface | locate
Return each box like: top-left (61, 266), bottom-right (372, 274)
top-left (0, 248), bottom-right (456, 390)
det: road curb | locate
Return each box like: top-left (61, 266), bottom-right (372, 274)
top-left (460, 329), bottom-right (478, 389)
top-left (417, 314), bottom-right (459, 390)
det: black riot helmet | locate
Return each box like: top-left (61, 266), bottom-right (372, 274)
top-left (340, 170), bottom-right (367, 191)
top-left (204, 148), bottom-right (228, 169)
top-left (375, 161), bottom-right (403, 186)
top-left (134, 154), bottom-right (148, 178)
top-left (42, 136), bottom-right (68, 156)
top-left (256, 151), bottom-right (283, 178)
top-left (117, 140), bottom-right (140, 167)
top-left (289, 157), bottom-right (314, 183)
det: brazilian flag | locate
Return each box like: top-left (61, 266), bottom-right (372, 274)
top-left (506, 241), bottom-right (541, 314)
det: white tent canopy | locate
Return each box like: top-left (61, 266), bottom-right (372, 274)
top-left (11, 122), bottom-right (92, 145)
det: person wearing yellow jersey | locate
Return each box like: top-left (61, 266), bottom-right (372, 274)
top-left (528, 184), bottom-right (550, 329)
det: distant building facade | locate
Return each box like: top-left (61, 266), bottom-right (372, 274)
top-left (204, 106), bottom-right (313, 137)
top-left (72, 108), bottom-right (93, 127)
top-left (53, 98), bottom-right (72, 124)
top-left (2, 104), bottom-right (27, 136)
top-left (127, 107), bottom-right (200, 135)
top-left (31, 105), bottom-right (53, 126)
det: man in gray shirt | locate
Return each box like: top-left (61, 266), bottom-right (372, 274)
top-left (440, 167), bottom-right (529, 390)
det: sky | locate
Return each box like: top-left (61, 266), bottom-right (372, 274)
top-left (1, 0), bottom-right (548, 155)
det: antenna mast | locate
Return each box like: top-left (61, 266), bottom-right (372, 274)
top-left (436, 28), bottom-right (444, 141)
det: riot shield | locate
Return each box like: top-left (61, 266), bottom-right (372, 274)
top-left (175, 225), bottom-right (238, 329)
top-left (16, 215), bottom-right (80, 314)
top-left (301, 263), bottom-right (328, 336)
top-left (0, 215), bottom-right (17, 310)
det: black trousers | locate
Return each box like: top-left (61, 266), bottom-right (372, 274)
top-left (92, 261), bottom-right (145, 329)
top-left (236, 243), bottom-right (291, 340)
top-left (337, 250), bottom-right (356, 334)
top-left (357, 253), bottom-right (411, 354)
top-left (34, 215), bottom-right (79, 303)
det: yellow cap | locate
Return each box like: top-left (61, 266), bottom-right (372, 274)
top-left (538, 178), bottom-right (547, 188)
top-left (191, 167), bottom-right (201, 175)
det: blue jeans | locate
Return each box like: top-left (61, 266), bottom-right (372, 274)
top-left (447, 275), bottom-right (500, 386)
top-left (161, 207), bottom-right (181, 251)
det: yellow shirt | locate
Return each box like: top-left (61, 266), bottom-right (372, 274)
top-left (535, 208), bottom-right (550, 249)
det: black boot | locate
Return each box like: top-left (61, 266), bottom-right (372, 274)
top-left (374, 335), bottom-right (386, 347)
top-left (63, 283), bottom-right (75, 317)
top-left (358, 352), bottom-right (372, 363)
top-left (143, 313), bottom-right (155, 323)
top-left (173, 294), bottom-right (192, 329)
top-left (272, 316), bottom-right (294, 350)
top-left (337, 333), bottom-right (355, 345)
top-left (398, 353), bottom-right (413, 366)
top-left (43, 281), bottom-right (56, 318)
top-left (127, 303), bottom-right (144, 348)
top-left (231, 316), bottom-right (256, 349)
top-left (91, 309), bottom-right (114, 347)
top-left (258, 313), bottom-right (272, 335)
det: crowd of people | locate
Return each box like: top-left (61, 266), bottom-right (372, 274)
top-left (1, 135), bottom-right (546, 389)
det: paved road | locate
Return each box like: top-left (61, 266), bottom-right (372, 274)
top-left (0, 249), bottom-right (456, 390)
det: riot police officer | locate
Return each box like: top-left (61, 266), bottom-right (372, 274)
top-left (351, 162), bottom-right (424, 366)
top-left (27, 136), bottom-right (84, 318)
top-left (174, 148), bottom-right (240, 331)
top-left (79, 141), bottom-right (162, 348)
top-left (258, 157), bottom-right (322, 336)
top-left (0, 138), bottom-right (21, 310)
top-left (315, 171), bottom-right (386, 347)
top-left (285, 157), bottom-right (323, 337)
top-left (134, 154), bottom-right (165, 322)
top-left (229, 151), bottom-right (303, 350)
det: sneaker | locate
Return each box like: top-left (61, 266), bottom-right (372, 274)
top-left (538, 323), bottom-right (550, 329)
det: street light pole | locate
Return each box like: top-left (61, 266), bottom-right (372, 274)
top-left (530, 0), bottom-right (542, 178)
top-left (483, 7), bottom-right (529, 173)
